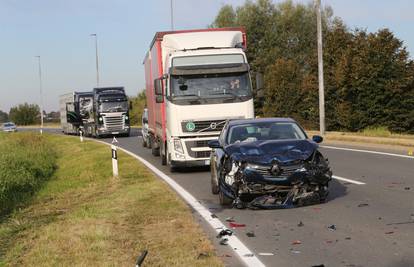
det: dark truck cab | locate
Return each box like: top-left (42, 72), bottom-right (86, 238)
top-left (83, 87), bottom-right (130, 137)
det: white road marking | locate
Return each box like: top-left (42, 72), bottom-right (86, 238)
top-left (93, 139), bottom-right (266, 267)
top-left (321, 145), bottom-right (414, 159)
top-left (332, 175), bottom-right (366, 185)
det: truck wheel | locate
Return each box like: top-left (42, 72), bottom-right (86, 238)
top-left (219, 190), bottom-right (233, 206)
top-left (151, 139), bottom-right (160, 156)
top-left (161, 144), bottom-right (167, 165)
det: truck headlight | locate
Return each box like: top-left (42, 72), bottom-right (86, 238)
top-left (98, 117), bottom-right (103, 122)
top-left (125, 115), bottom-right (129, 121)
top-left (173, 139), bottom-right (184, 154)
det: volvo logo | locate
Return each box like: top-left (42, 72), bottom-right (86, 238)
top-left (270, 164), bottom-right (282, 176)
top-left (210, 122), bottom-right (217, 130)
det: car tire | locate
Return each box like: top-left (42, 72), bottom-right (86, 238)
top-left (219, 190), bottom-right (233, 206)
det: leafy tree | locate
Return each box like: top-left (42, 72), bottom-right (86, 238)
top-left (129, 91), bottom-right (147, 125)
top-left (0, 110), bottom-right (8, 123)
top-left (9, 103), bottom-right (40, 125)
top-left (212, 0), bottom-right (414, 133)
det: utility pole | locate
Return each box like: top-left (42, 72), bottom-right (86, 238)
top-left (316, 0), bottom-right (325, 136)
top-left (90, 33), bottom-right (100, 87)
top-left (170, 0), bottom-right (174, 31)
top-left (35, 56), bottom-right (44, 135)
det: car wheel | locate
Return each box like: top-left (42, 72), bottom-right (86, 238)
top-left (210, 160), bottom-right (219, 195)
top-left (219, 190), bottom-right (233, 206)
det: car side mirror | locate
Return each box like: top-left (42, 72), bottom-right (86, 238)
top-left (312, 135), bottom-right (323, 143)
top-left (208, 140), bottom-right (222, 149)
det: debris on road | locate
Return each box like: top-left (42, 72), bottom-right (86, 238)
top-left (404, 187), bottom-right (410, 190)
top-left (292, 240), bottom-right (302, 245)
top-left (345, 237), bottom-right (352, 240)
top-left (244, 253), bottom-right (254, 257)
top-left (229, 222), bottom-right (246, 228)
top-left (327, 224), bottom-right (337, 231)
top-left (385, 231), bottom-right (394, 234)
top-left (216, 229), bottom-right (233, 238)
top-left (357, 203), bottom-right (369, 207)
top-left (225, 216), bottom-right (235, 222)
top-left (211, 213), bottom-right (218, 219)
top-left (246, 231), bottom-right (255, 237)
top-left (312, 265), bottom-right (325, 267)
top-left (258, 252), bottom-right (274, 256)
top-left (297, 221), bottom-right (304, 227)
top-left (290, 249), bottom-right (301, 254)
top-left (219, 238), bottom-right (229, 245)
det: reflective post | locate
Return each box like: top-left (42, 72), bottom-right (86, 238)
top-left (79, 130), bottom-right (83, 142)
top-left (111, 137), bottom-right (119, 177)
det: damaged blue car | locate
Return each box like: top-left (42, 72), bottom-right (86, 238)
top-left (208, 118), bottom-right (332, 209)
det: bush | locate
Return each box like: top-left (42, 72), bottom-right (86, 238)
top-left (0, 133), bottom-right (56, 215)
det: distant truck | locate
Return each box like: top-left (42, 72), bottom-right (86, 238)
top-left (82, 87), bottom-right (131, 138)
top-left (143, 27), bottom-right (255, 169)
top-left (60, 92), bottom-right (93, 135)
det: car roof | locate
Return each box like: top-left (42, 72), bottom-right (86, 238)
top-left (227, 117), bottom-right (296, 127)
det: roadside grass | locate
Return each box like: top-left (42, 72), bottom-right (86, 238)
top-left (0, 132), bottom-right (56, 215)
top-left (0, 134), bottom-right (223, 266)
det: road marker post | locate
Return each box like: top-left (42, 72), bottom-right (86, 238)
top-left (111, 137), bottom-right (119, 178)
top-left (79, 130), bottom-right (84, 142)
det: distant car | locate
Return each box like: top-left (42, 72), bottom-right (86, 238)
top-left (2, 122), bottom-right (17, 132)
top-left (141, 108), bottom-right (151, 148)
top-left (208, 118), bottom-right (332, 209)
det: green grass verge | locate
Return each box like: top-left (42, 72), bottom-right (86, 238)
top-left (0, 134), bottom-right (223, 266)
top-left (0, 133), bottom-right (56, 215)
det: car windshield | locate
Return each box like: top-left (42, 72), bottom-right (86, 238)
top-left (3, 123), bottom-right (15, 127)
top-left (98, 101), bottom-right (128, 112)
top-left (170, 72), bottom-right (252, 100)
top-left (227, 122), bottom-right (307, 145)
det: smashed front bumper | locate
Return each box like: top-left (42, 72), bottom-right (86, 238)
top-left (220, 154), bottom-right (332, 209)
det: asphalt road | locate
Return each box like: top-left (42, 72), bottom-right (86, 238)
top-left (24, 128), bottom-right (414, 267)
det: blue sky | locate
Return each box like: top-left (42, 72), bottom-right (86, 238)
top-left (1, 0), bottom-right (413, 112)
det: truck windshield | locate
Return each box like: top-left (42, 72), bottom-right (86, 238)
top-left (170, 72), bottom-right (252, 104)
top-left (98, 101), bottom-right (128, 112)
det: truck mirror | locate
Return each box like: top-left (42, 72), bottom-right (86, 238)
top-left (154, 78), bottom-right (163, 96)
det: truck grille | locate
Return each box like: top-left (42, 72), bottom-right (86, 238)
top-left (103, 115), bottom-right (125, 131)
top-left (184, 139), bottom-right (215, 159)
top-left (182, 120), bottom-right (226, 133)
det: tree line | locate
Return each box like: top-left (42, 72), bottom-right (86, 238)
top-left (0, 104), bottom-right (60, 125)
top-left (211, 0), bottom-right (414, 133)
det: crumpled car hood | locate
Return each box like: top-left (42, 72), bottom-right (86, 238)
top-left (224, 139), bottom-right (318, 164)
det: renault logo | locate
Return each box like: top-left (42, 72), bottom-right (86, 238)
top-left (270, 164), bottom-right (282, 176)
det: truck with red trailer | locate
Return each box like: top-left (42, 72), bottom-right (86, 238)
top-left (143, 27), bottom-right (255, 169)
